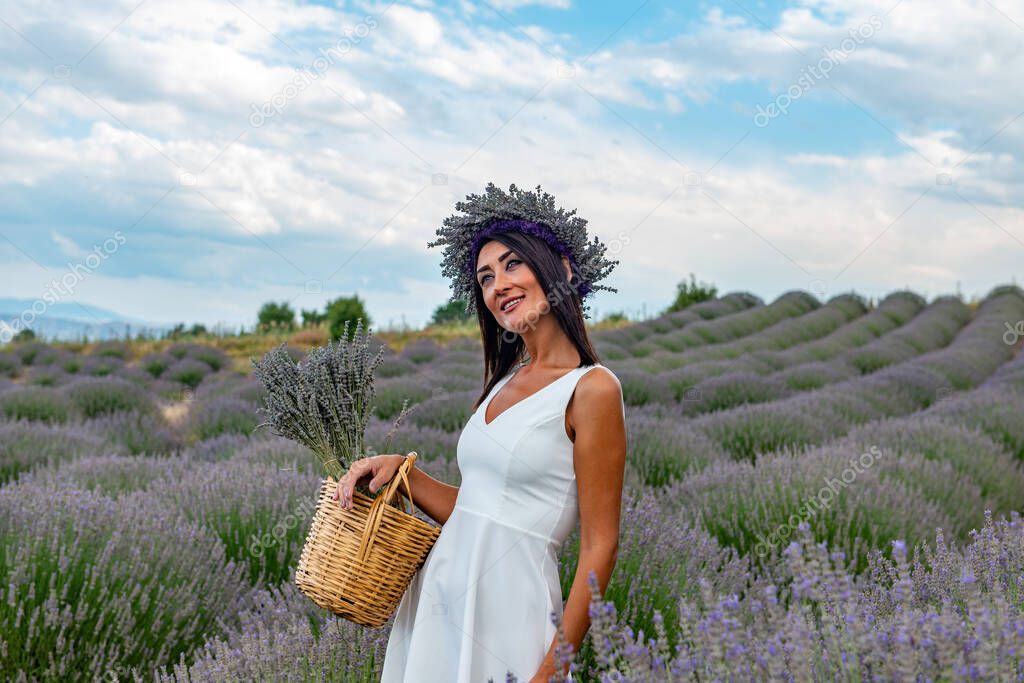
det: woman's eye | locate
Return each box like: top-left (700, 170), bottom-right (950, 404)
top-left (479, 260), bottom-right (519, 285)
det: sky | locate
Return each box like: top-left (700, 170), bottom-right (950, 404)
top-left (1, 0), bottom-right (1022, 333)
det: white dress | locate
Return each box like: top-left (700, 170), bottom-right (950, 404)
top-left (380, 362), bottom-right (606, 683)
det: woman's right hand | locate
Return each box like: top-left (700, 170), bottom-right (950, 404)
top-left (332, 454), bottom-right (407, 510)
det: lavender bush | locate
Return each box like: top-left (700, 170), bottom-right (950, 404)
top-left (90, 340), bottom-right (133, 360)
top-left (164, 358), bottom-right (212, 389)
top-left (80, 353), bottom-right (125, 376)
top-left (556, 484), bottom-right (754, 674)
top-left (364, 416), bottom-right (460, 463)
top-left (186, 395), bottom-right (262, 442)
top-left (141, 351), bottom-right (176, 378)
top-left (667, 443), bottom-right (955, 575)
top-left (623, 413), bottom-right (728, 487)
top-left (22, 452), bottom-right (194, 498)
top-left (85, 407), bottom-right (183, 455)
top-left (159, 455), bottom-right (321, 585)
top-left (377, 355), bottom-right (418, 378)
top-left (533, 510), bottom-right (1024, 682)
top-left (0, 419), bottom-right (112, 483)
top-left (400, 337), bottom-right (442, 364)
top-left (12, 341), bottom-right (59, 366)
top-left (23, 364), bottom-right (69, 387)
top-left (373, 374), bottom-right (435, 421)
top-left (188, 345), bottom-right (230, 371)
top-left (185, 433), bottom-right (253, 462)
top-left (0, 385), bottom-right (74, 424)
top-left (62, 375), bottom-right (157, 418)
top-left (0, 482), bottom-right (249, 681)
top-left (0, 350), bottom-right (21, 377)
top-left (846, 417), bottom-right (1024, 514)
top-left (158, 582), bottom-right (386, 683)
top-left (404, 387), bottom-right (478, 432)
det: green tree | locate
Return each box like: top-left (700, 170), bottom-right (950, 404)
top-left (326, 294), bottom-right (371, 341)
top-left (601, 311), bottom-right (629, 324)
top-left (13, 329), bottom-right (36, 342)
top-left (257, 301), bottom-right (297, 332)
top-left (301, 308), bottom-right (327, 328)
top-left (666, 273), bottom-right (717, 313)
top-left (430, 300), bottom-right (472, 326)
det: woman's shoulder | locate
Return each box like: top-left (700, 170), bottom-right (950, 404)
top-left (578, 363), bottom-right (621, 393)
top-left (572, 364), bottom-right (624, 419)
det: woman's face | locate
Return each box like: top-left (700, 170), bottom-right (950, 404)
top-left (475, 240), bottom-right (549, 333)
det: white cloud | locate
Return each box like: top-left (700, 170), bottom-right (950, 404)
top-left (50, 231), bottom-right (80, 257)
top-left (1, 0), bottom-right (1022, 329)
top-left (383, 5), bottom-right (444, 49)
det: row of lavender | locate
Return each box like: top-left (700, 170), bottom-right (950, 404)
top-left (1, 285), bottom-right (1022, 680)
top-left (619, 294), bottom-right (965, 407)
top-left (0, 340), bottom-right (234, 392)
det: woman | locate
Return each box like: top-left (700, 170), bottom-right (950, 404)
top-left (333, 183), bottom-right (627, 682)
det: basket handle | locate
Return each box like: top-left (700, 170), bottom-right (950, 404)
top-left (354, 451), bottom-right (418, 564)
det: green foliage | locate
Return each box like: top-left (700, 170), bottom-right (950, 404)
top-left (300, 308), bottom-right (327, 327)
top-left (65, 378), bottom-right (155, 419)
top-left (257, 301), bottom-right (297, 332)
top-left (325, 295), bottom-right (371, 342)
top-left (141, 354), bottom-right (171, 378)
top-left (601, 311), bottom-right (629, 323)
top-left (665, 273), bottom-right (718, 314)
top-left (0, 388), bottom-right (73, 424)
top-left (430, 300), bottom-right (472, 326)
top-left (165, 322), bottom-right (208, 340)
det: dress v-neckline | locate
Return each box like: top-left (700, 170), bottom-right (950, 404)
top-left (481, 363), bottom-right (582, 427)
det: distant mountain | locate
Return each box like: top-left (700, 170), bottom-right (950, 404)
top-left (0, 298), bottom-right (174, 344)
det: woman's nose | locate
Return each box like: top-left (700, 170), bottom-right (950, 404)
top-left (492, 267), bottom-right (509, 291)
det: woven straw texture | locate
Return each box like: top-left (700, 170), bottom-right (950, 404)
top-left (294, 453), bottom-right (441, 627)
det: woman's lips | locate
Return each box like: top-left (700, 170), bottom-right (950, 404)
top-left (501, 296), bottom-right (523, 313)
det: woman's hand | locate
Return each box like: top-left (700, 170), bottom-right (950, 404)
top-left (332, 454), bottom-right (406, 510)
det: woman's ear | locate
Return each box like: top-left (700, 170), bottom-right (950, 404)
top-left (561, 255), bottom-right (572, 282)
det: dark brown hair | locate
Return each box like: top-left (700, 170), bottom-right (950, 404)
top-left (471, 230), bottom-right (602, 410)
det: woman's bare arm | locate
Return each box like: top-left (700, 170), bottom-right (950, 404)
top-left (402, 464), bottom-right (460, 526)
top-left (533, 367), bottom-right (626, 681)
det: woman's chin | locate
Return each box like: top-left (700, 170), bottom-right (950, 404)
top-left (502, 310), bottom-right (544, 334)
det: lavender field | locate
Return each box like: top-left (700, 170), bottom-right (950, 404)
top-left (3, 285), bottom-right (1024, 682)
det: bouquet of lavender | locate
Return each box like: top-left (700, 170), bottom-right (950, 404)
top-left (251, 319), bottom-right (409, 484)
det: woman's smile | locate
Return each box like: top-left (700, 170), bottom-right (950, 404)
top-left (500, 295), bottom-right (525, 315)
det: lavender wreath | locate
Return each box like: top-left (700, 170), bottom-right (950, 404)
top-left (427, 182), bottom-right (619, 318)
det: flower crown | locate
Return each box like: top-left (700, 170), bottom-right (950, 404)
top-left (427, 182), bottom-right (619, 317)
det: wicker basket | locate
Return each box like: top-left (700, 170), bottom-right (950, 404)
top-left (294, 451), bottom-right (442, 627)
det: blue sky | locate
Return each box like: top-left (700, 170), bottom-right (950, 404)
top-left (1, 0), bottom-right (1022, 334)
